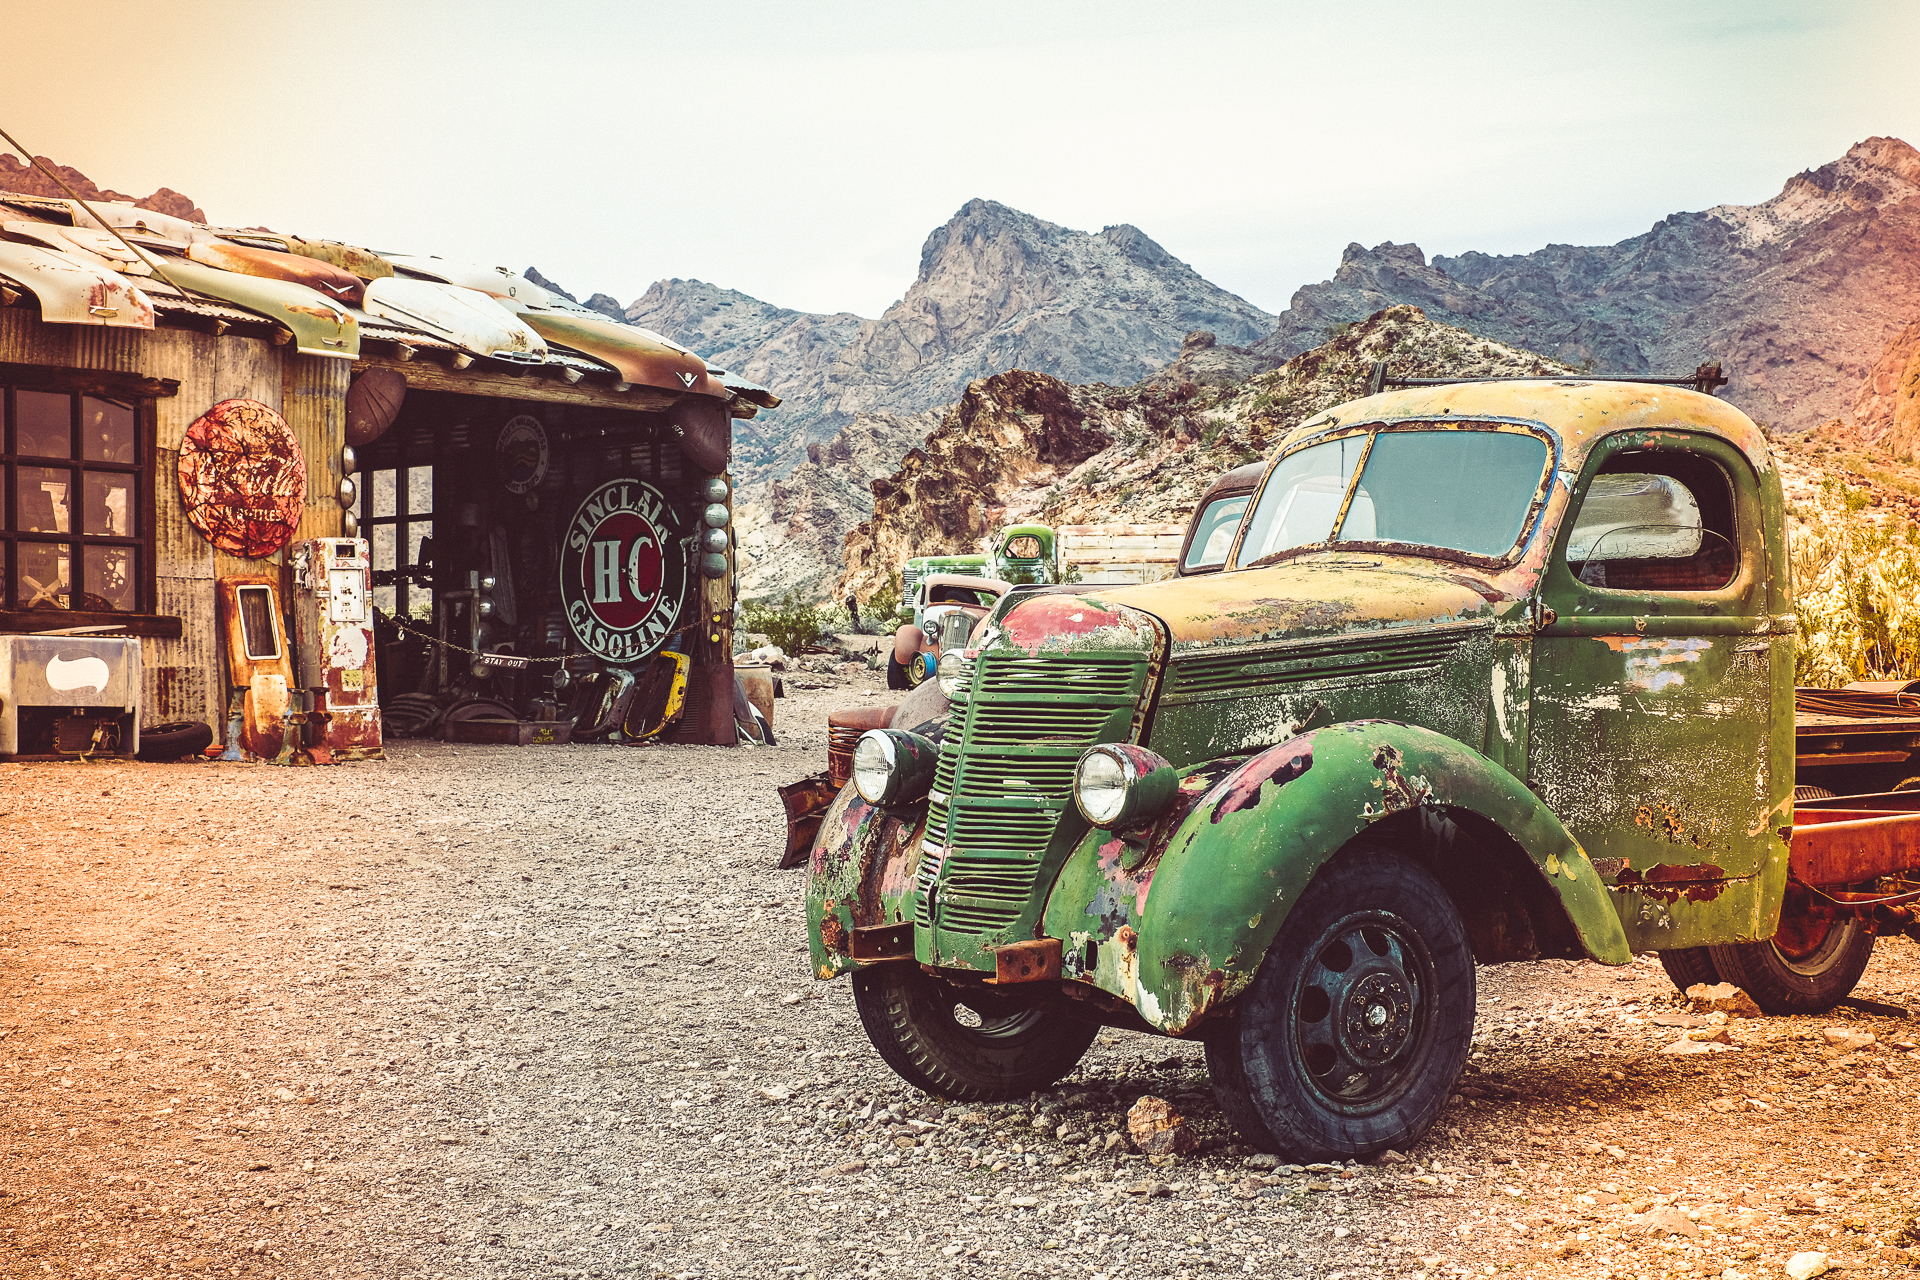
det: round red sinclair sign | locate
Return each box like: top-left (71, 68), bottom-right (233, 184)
top-left (560, 478), bottom-right (686, 663)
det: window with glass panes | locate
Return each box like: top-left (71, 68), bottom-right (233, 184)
top-left (3, 384), bottom-right (149, 612)
top-left (351, 463), bottom-right (433, 618)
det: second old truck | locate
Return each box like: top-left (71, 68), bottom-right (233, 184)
top-left (803, 376), bottom-right (1920, 1161)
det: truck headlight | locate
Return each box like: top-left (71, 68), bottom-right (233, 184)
top-left (936, 651), bottom-right (968, 699)
top-left (1073, 744), bottom-right (1179, 828)
top-left (852, 729), bottom-right (940, 807)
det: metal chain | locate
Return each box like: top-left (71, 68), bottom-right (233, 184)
top-left (384, 617), bottom-right (567, 664)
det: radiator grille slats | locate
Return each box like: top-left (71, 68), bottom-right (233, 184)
top-left (917, 649), bottom-right (1148, 940)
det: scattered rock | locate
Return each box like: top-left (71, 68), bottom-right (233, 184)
top-left (1375, 1149), bottom-right (1407, 1164)
top-left (1244, 1153), bottom-right (1280, 1170)
top-left (1822, 1027), bottom-right (1876, 1053)
top-left (1124, 1180), bottom-right (1170, 1198)
top-left (1644, 1206), bottom-right (1699, 1237)
top-left (1686, 982), bottom-right (1763, 1018)
top-left (1126, 1096), bottom-right (1197, 1158)
top-left (1784, 1251), bottom-right (1832, 1280)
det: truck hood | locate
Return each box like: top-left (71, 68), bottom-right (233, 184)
top-left (1042, 554), bottom-right (1519, 653)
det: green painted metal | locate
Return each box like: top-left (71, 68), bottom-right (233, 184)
top-left (805, 380), bottom-right (1800, 1047)
top-left (1042, 721), bottom-right (1631, 1034)
top-left (161, 257), bottom-right (359, 359)
top-left (993, 523), bottom-right (1058, 585)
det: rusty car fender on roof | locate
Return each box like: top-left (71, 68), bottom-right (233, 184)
top-left (1044, 720), bottom-right (1632, 1036)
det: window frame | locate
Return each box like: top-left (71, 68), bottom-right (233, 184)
top-left (1228, 419), bottom-right (1561, 573)
top-left (2, 376), bottom-right (157, 615)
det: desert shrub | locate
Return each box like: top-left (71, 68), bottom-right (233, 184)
top-left (741, 591), bottom-right (826, 654)
top-left (860, 572), bottom-right (913, 633)
top-left (1792, 480), bottom-right (1920, 686)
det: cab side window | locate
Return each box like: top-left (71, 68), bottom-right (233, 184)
top-left (1566, 452), bottom-right (1737, 592)
top-left (1184, 495), bottom-right (1250, 571)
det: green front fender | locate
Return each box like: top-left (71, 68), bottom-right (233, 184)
top-left (1044, 720), bottom-right (1632, 1035)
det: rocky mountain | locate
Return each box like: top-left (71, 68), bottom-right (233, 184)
top-left (732, 408), bottom-right (937, 603)
top-left (1251, 137), bottom-right (1920, 436)
top-left (836, 305), bottom-right (1576, 601)
top-left (0, 154), bottom-right (206, 223)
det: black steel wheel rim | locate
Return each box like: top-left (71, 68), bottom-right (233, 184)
top-left (951, 999), bottom-right (1048, 1043)
top-left (1288, 910), bottom-right (1435, 1111)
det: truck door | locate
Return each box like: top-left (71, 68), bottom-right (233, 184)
top-left (1526, 432), bottom-right (1783, 951)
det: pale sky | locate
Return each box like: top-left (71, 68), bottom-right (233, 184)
top-left (6, 1), bottom-right (1918, 324)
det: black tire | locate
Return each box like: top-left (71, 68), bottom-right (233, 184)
top-left (136, 720), bottom-right (214, 762)
top-left (886, 654), bottom-right (912, 691)
top-left (851, 964), bottom-right (1097, 1101)
top-left (1709, 909), bottom-right (1875, 1015)
top-left (1206, 849), bottom-right (1476, 1161)
top-left (1656, 947), bottom-right (1721, 995)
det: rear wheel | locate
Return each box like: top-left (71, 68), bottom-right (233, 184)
top-left (1656, 947), bottom-right (1721, 995)
top-left (851, 964), bottom-right (1097, 1101)
top-left (1708, 891), bottom-right (1875, 1014)
top-left (1206, 850), bottom-right (1475, 1161)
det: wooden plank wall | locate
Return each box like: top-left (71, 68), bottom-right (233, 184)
top-left (0, 309), bottom-right (346, 734)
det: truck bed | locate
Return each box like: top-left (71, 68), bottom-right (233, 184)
top-left (1795, 685), bottom-right (1920, 790)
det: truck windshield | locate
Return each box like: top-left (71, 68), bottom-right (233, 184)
top-left (1239, 427), bottom-right (1549, 566)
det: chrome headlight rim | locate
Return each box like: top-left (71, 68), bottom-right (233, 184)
top-left (851, 729), bottom-right (897, 805)
top-left (936, 651), bottom-right (968, 699)
top-left (1073, 743), bottom-right (1180, 829)
top-left (851, 728), bottom-right (940, 808)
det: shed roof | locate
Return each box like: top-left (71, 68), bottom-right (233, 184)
top-left (0, 188), bottom-right (778, 418)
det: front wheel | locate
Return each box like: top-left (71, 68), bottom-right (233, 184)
top-left (1207, 849), bottom-right (1476, 1161)
top-left (1709, 892), bottom-right (1875, 1014)
top-left (851, 964), bottom-right (1098, 1101)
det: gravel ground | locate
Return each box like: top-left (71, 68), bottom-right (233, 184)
top-left (5, 663), bottom-right (1920, 1280)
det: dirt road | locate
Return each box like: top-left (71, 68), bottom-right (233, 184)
top-left (4, 670), bottom-right (1920, 1279)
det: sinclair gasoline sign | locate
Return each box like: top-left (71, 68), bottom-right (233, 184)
top-left (560, 478), bottom-right (687, 664)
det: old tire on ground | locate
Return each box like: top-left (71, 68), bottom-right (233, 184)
top-left (1656, 947), bottom-right (1721, 995)
top-left (136, 720), bottom-right (215, 762)
top-left (1205, 849), bottom-right (1475, 1161)
top-left (1708, 908), bottom-right (1875, 1015)
top-left (885, 653), bottom-right (913, 691)
top-left (850, 964), bottom-right (1097, 1101)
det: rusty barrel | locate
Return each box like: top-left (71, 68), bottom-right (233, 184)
top-left (827, 704), bottom-right (898, 788)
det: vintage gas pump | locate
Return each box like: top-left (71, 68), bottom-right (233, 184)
top-left (216, 576), bottom-right (300, 763)
top-left (290, 537), bottom-right (384, 762)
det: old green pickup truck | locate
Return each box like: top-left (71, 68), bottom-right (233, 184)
top-left (802, 376), bottom-right (1920, 1160)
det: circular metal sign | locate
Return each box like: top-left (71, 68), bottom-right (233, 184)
top-left (177, 398), bottom-right (307, 558)
top-left (495, 414), bottom-right (549, 494)
top-left (560, 478), bottom-right (686, 664)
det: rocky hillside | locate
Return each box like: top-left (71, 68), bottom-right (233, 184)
top-left (732, 408), bottom-right (936, 604)
top-left (1251, 137), bottom-right (1920, 435)
top-left (836, 306), bottom-right (1577, 600)
top-left (0, 154), bottom-right (206, 223)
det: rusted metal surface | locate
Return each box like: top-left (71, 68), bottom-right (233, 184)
top-left (827, 705), bottom-right (897, 788)
top-left (517, 309), bottom-right (722, 399)
top-left (159, 257), bottom-right (358, 359)
top-left (177, 399), bottom-right (308, 558)
top-left (1790, 803), bottom-right (1920, 886)
top-left (0, 240), bottom-right (154, 328)
top-left (216, 575), bottom-right (297, 763)
top-left (186, 241), bottom-right (365, 307)
top-left (778, 772), bottom-right (839, 870)
top-left (850, 922), bottom-right (914, 961)
top-left (289, 538), bottom-right (382, 762)
top-left (989, 938), bottom-right (1062, 984)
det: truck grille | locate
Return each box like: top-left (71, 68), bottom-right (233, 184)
top-left (919, 651), bottom-right (1148, 942)
top-left (1164, 627), bottom-right (1480, 700)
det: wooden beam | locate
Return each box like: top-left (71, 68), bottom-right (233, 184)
top-left (0, 360), bottom-right (180, 399)
top-left (0, 610), bottom-right (183, 639)
top-left (354, 352), bottom-right (680, 413)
